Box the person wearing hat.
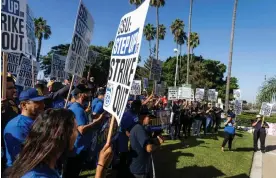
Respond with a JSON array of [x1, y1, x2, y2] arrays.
[[129, 107, 164, 178], [92, 89, 105, 117], [64, 84, 103, 177], [252, 115, 269, 153], [221, 114, 236, 152], [4, 88, 45, 167]]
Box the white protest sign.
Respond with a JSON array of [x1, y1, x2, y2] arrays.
[[234, 100, 242, 115], [233, 89, 241, 100], [50, 53, 67, 82], [16, 56, 39, 87], [195, 88, 204, 101], [267, 122, 276, 136], [65, 0, 94, 77], [208, 89, 216, 101], [25, 4, 36, 57], [1, 53, 21, 75], [259, 102, 274, 117], [103, 0, 150, 124], [178, 87, 192, 99], [168, 87, 178, 100], [130, 80, 141, 95], [143, 78, 148, 89], [1, 0, 27, 53]]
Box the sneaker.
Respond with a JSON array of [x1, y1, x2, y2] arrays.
[[221, 147, 224, 152], [261, 150, 265, 154]]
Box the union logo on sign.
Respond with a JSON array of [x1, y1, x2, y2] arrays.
[[104, 86, 112, 107]]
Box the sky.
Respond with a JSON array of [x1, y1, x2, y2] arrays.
[[28, 0, 276, 102]]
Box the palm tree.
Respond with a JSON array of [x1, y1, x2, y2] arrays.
[[225, 0, 238, 112], [143, 23, 156, 78], [130, 0, 144, 8], [170, 19, 185, 50], [177, 30, 187, 70], [157, 24, 166, 40], [257, 76, 276, 104], [186, 32, 200, 66], [186, 0, 193, 84], [108, 41, 114, 49], [34, 17, 51, 62], [151, 0, 165, 62]]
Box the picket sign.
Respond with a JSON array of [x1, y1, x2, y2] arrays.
[[64, 0, 94, 108], [168, 87, 178, 100], [103, 0, 150, 127], [31, 56, 34, 87], [259, 102, 274, 117], [233, 89, 241, 100], [1, 0, 27, 53], [130, 80, 141, 95], [234, 100, 242, 115], [2, 53, 8, 99], [195, 88, 204, 101], [50, 53, 67, 82], [64, 0, 94, 77]]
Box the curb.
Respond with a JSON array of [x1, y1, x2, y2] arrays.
[[250, 151, 263, 178]]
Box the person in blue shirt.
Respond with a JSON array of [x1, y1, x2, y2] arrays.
[[92, 89, 105, 116], [221, 114, 236, 152], [4, 109, 114, 178], [129, 109, 164, 178], [117, 100, 141, 178], [64, 84, 105, 178], [4, 88, 45, 167]]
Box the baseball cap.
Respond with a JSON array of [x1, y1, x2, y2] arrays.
[[256, 114, 262, 118], [19, 88, 45, 102], [140, 110, 156, 118], [97, 89, 105, 96], [73, 84, 90, 95]]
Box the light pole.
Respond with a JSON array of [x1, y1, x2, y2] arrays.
[[174, 48, 179, 87]]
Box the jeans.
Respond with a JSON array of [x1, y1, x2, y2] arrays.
[[205, 117, 212, 134], [192, 120, 202, 136], [253, 129, 266, 151]]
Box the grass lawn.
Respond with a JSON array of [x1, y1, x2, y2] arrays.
[[153, 130, 254, 178], [80, 130, 253, 178]]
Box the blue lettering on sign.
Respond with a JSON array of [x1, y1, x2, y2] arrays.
[[112, 28, 139, 56], [2, 0, 20, 16]]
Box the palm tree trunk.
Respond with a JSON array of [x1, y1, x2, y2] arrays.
[[156, 7, 159, 62], [186, 0, 193, 84], [225, 0, 238, 112], [179, 44, 182, 81], [36, 36, 42, 62], [149, 40, 153, 78]]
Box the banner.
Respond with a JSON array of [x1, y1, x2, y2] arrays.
[[15, 56, 39, 87], [65, 0, 94, 77], [208, 89, 216, 101], [267, 122, 276, 136], [195, 88, 204, 101], [234, 100, 242, 115], [1, 53, 21, 75], [1, 0, 27, 53], [103, 0, 150, 124], [233, 89, 241, 100], [178, 86, 192, 99], [168, 87, 178, 100], [130, 80, 141, 95], [25, 4, 36, 57], [50, 53, 67, 82], [259, 102, 274, 117], [143, 78, 148, 89]]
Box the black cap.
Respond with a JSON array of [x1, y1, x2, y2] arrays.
[[140, 110, 156, 118], [74, 84, 90, 95], [97, 88, 105, 96]]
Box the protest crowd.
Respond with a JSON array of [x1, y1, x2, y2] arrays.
[[1, 0, 274, 178]]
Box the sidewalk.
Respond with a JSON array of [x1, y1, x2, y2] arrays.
[[250, 135, 276, 178]]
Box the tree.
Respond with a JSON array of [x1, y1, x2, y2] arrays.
[[157, 24, 166, 40], [188, 32, 200, 56], [108, 41, 114, 49], [176, 30, 187, 70], [151, 0, 165, 63], [170, 19, 185, 49], [34, 17, 52, 62], [225, 0, 238, 111], [257, 76, 276, 104], [143, 23, 156, 57], [130, 0, 144, 8], [186, 0, 193, 84]]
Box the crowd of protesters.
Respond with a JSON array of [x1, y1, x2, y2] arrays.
[[1, 74, 270, 178]]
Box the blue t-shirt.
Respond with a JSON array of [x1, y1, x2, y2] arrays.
[[224, 120, 235, 134], [129, 124, 151, 174], [69, 102, 91, 155], [118, 111, 139, 153], [92, 98, 104, 114], [22, 164, 60, 178], [4, 114, 34, 167]]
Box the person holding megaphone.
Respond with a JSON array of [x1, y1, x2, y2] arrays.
[[252, 115, 269, 153]]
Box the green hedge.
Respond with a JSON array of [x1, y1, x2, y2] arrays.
[[235, 112, 276, 127]]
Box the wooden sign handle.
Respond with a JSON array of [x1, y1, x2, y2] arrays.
[[106, 115, 115, 144], [64, 75, 75, 108], [2, 52, 8, 100]]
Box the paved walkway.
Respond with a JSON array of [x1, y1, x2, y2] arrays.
[[250, 135, 276, 178]]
